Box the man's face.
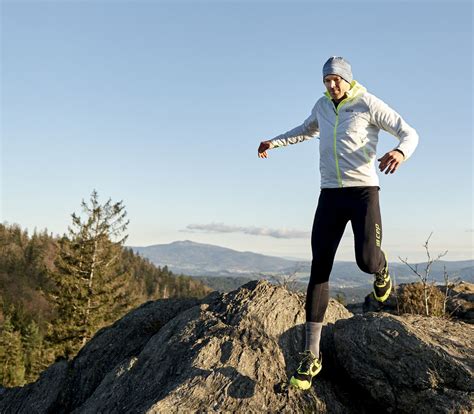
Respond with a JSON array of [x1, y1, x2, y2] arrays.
[[323, 75, 351, 101]]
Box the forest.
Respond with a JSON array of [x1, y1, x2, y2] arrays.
[[0, 192, 211, 387]]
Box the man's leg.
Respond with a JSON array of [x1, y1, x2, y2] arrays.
[[290, 190, 348, 390], [305, 190, 348, 332], [350, 187, 391, 302]]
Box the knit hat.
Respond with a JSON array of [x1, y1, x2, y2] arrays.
[[322, 56, 353, 84]]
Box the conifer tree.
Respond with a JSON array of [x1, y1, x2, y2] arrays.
[[47, 190, 131, 358], [0, 315, 25, 387], [22, 320, 44, 383]]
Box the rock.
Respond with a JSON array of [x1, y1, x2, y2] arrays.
[[0, 297, 201, 414], [333, 313, 474, 413], [362, 281, 474, 324], [445, 282, 474, 323], [1, 280, 472, 414], [73, 281, 352, 413], [362, 289, 398, 313], [0, 281, 353, 414], [0, 360, 68, 414]]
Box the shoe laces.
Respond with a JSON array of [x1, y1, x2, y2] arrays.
[[375, 271, 386, 284], [375, 262, 389, 283], [298, 351, 316, 372]]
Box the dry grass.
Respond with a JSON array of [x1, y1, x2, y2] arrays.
[[398, 283, 445, 317]]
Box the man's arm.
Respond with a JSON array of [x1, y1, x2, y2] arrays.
[[369, 95, 419, 174], [258, 105, 319, 158]]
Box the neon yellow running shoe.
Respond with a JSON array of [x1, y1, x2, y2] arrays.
[[289, 351, 322, 390], [373, 251, 392, 303]]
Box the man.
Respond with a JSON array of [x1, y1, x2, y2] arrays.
[[258, 56, 418, 390]]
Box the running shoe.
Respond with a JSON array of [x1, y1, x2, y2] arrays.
[[373, 251, 392, 302], [289, 350, 322, 390]]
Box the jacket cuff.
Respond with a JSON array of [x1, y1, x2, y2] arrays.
[[394, 148, 405, 158]]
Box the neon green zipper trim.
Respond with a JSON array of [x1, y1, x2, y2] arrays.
[[333, 111, 343, 187], [325, 81, 366, 188], [332, 97, 352, 188]]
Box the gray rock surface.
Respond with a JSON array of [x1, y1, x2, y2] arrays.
[[445, 282, 474, 323], [0, 360, 68, 414], [0, 297, 201, 414], [334, 313, 474, 413], [70, 280, 353, 414], [1, 280, 473, 413]]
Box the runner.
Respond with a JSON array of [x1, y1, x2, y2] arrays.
[[258, 56, 419, 390]]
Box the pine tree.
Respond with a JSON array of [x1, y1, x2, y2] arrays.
[[0, 315, 25, 387], [47, 190, 131, 358], [22, 320, 45, 383]]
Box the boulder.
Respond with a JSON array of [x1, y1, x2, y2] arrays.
[[0, 297, 202, 414], [71, 281, 353, 413], [0, 360, 68, 414], [334, 313, 474, 413], [445, 282, 474, 323]]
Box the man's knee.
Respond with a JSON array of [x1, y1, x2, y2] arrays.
[[309, 259, 332, 284]]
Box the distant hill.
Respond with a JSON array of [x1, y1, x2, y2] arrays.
[[130, 240, 473, 288], [130, 240, 306, 277], [295, 260, 474, 286]]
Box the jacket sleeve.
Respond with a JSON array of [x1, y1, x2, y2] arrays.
[[269, 104, 319, 148], [369, 96, 419, 160]]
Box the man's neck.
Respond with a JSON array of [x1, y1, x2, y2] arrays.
[[334, 93, 348, 104], [332, 92, 349, 107]]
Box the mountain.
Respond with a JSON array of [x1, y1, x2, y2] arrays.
[[297, 260, 474, 286], [2, 281, 472, 413], [130, 241, 473, 287], [130, 240, 306, 277]]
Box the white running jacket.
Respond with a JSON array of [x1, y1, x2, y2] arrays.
[[269, 81, 419, 188]]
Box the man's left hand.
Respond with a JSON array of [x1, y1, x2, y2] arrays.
[[377, 150, 404, 174]]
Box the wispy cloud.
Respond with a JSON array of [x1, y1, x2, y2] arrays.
[[183, 223, 310, 239]]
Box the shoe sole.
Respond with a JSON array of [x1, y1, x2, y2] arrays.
[[289, 364, 322, 390]]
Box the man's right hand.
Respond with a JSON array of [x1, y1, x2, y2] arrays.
[[258, 141, 272, 158]]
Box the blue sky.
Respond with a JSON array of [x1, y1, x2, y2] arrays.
[[1, 0, 473, 262]]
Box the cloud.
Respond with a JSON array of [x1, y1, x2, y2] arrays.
[[183, 223, 310, 239]]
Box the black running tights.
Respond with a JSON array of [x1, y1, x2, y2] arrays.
[[305, 187, 385, 322]]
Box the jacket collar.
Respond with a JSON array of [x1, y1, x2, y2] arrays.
[[324, 80, 366, 101]]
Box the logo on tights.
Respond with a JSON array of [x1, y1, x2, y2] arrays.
[[375, 223, 381, 247]]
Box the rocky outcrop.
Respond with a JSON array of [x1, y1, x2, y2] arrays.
[[363, 281, 474, 324], [0, 297, 202, 414], [444, 282, 474, 323], [334, 313, 474, 413], [1, 280, 473, 413]]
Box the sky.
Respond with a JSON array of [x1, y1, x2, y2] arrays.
[[1, 0, 473, 263]]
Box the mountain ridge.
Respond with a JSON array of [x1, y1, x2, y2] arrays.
[[130, 240, 474, 287]]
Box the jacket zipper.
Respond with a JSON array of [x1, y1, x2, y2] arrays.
[[333, 98, 350, 188]]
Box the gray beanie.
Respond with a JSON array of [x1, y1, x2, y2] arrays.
[[322, 56, 353, 84]]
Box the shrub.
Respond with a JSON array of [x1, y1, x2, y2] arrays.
[[398, 283, 445, 317]]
